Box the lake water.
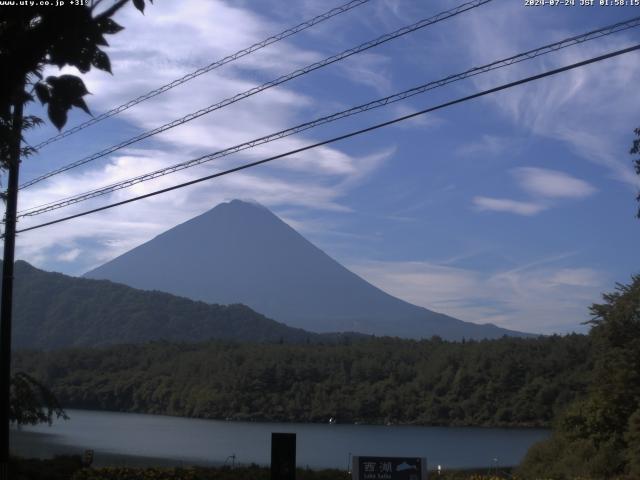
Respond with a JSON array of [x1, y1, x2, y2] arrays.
[[11, 409, 549, 470]]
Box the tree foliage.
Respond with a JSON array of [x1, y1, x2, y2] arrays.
[[0, 0, 151, 169], [9, 372, 67, 426], [632, 127, 640, 217], [519, 275, 640, 479], [14, 334, 592, 428]]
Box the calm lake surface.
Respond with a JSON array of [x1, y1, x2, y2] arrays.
[[11, 409, 549, 470]]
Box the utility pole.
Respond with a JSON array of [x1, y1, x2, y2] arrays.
[[0, 89, 23, 480]]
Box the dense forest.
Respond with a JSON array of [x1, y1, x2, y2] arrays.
[[14, 334, 591, 428], [2, 260, 362, 349]]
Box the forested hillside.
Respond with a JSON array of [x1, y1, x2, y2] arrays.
[[3, 260, 360, 349], [14, 334, 591, 427]]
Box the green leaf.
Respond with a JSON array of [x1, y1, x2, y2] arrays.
[[95, 34, 110, 47], [76, 52, 93, 74], [71, 97, 92, 116], [44, 75, 92, 128], [22, 115, 44, 130], [34, 82, 51, 105], [91, 49, 112, 73], [47, 102, 68, 131], [53, 75, 90, 98], [133, 0, 145, 13], [100, 18, 124, 35]]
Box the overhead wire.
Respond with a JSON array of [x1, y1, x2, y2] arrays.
[[13, 43, 640, 236], [32, 0, 372, 150], [17, 15, 640, 218], [20, 0, 493, 189]]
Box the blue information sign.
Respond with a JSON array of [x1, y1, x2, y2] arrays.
[[352, 456, 427, 480]]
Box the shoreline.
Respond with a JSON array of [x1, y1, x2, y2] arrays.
[[41, 406, 553, 430]]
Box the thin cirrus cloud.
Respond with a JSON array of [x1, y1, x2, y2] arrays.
[[455, 134, 515, 157], [513, 167, 597, 199], [473, 168, 596, 216], [472, 196, 546, 216], [56, 248, 82, 263], [453, 2, 640, 188], [349, 259, 604, 333]]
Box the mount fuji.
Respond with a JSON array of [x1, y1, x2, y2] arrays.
[[85, 200, 530, 340]]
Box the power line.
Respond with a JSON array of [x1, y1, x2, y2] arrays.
[[13, 43, 640, 236], [20, 0, 492, 190], [20, 16, 637, 216], [32, 0, 371, 150], [17, 16, 640, 218]]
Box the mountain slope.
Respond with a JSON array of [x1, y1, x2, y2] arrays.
[[85, 200, 530, 340], [4, 260, 347, 350]]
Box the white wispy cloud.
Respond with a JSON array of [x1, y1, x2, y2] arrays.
[[472, 196, 546, 216], [335, 52, 393, 95], [471, 168, 596, 216], [56, 249, 82, 263], [550, 268, 601, 288], [349, 259, 606, 333], [456, 134, 515, 157], [453, 3, 640, 188], [513, 167, 596, 199]]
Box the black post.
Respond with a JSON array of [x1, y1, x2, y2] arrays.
[[271, 432, 296, 480], [0, 96, 23, 480]]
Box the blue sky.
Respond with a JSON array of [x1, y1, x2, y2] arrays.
[[5, 0, 640, 334]]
